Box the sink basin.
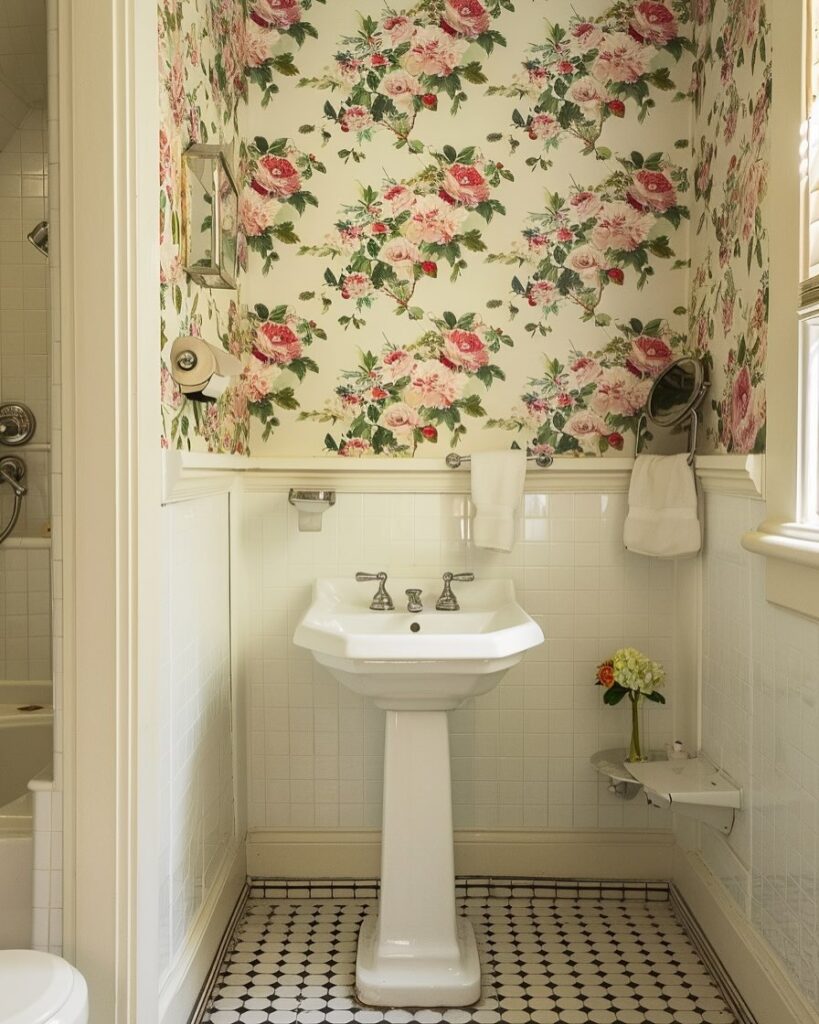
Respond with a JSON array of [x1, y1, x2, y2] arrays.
[[294, 577, 544, 709], [295, 576, 544, 1008]]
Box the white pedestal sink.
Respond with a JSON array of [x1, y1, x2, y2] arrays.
[[294, 577, 544, 1007]]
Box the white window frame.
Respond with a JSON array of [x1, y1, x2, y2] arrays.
[[741, 1, 819, 620]]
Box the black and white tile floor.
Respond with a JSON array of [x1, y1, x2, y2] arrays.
[[202, 883, 738, 1024]]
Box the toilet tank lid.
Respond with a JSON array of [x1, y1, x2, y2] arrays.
[[0, 950, 82, 1024]]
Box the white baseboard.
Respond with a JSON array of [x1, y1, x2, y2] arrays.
[[673, 846, 818, 1024], [247, 827, 673, 880], [159, 839, 247, 1024]]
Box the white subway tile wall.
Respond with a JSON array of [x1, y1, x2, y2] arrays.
[[30, 782, 61, 955], [242, 491, 679, 832], [158, 494, 237, 984], [0, 544, 50, 679], [701, 493, 819, 1012]]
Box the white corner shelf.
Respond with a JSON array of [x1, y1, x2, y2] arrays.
[[590, 748, 665, 801], [625, 757, 742, 834]]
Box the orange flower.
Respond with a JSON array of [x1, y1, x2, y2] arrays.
[[596, 661, 615, 688]]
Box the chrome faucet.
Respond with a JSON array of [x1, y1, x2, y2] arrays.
[[405, 588, 423, 613], [356, 571, 394, 611], [435, 571, 475, 611]]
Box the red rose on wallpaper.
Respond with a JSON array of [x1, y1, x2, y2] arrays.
[[441, 163, 490, 207], [441, 0, 490, 38], [442, 329, 489, 371], [253, 322, 303, 365], [627, 170, 678, 213], [251, 0, 301, 30], [629, 336, 673, 376], [629, 3, 679, 46], [252, 155, 301, 198]]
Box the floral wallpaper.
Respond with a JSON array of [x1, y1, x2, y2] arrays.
[[689, 0, 770, 453], [159, 0, 738, 458]]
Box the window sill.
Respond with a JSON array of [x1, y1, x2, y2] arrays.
[[741, 521, 819, 619]]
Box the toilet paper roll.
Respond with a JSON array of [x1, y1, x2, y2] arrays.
[[170, 335, 243, 401]]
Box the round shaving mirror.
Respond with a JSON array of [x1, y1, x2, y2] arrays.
[[646, 357, 708, 427]]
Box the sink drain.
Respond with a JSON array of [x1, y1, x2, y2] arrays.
[[409, 622, 421, 633]]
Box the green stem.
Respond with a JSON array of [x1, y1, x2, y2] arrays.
[[628, 692, 643, 763]]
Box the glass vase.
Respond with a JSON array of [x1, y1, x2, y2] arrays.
[[627, 693, 645, 763]]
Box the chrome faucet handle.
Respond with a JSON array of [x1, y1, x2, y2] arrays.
[[436, 571, 475, 611], [405, 588, 423, 613], [355, 571, 394, 611]]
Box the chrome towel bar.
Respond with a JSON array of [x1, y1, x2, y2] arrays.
[[445, 452, 554, 469]]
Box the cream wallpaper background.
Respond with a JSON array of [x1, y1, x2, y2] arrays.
[[158, 0, 769, 457]]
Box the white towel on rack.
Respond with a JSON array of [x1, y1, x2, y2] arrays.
[[470, 450, 527, 552], [623, 454, 701, 558]]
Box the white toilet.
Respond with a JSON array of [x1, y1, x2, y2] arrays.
[[0, 950, 88, 1024]]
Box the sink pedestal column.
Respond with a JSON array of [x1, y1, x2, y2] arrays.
[[355, 710, 480, 1007]]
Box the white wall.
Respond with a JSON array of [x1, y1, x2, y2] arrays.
[[240, 488, 690, 833], [697, 492, 819, 1013], [158, 493, 236, 988]]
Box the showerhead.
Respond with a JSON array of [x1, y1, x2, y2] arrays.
[[27, 221, 48, 256]]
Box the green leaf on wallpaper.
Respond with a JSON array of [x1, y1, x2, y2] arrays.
[[442, 145, 457, 164], [408, 140, 425, 154], [272, 222, 300, 245], [324, 434, 338, 452], [323, 100, 337, 121], [511, 276, 526, 296], [253, 136, 269, 154], [461, 394, 486, 417], [630, 150, 644, 168], [324, 268, 338, 287], [486, 299, 502, 309], [648, 237, 673, 259], [407, 307, 424, 320], [629, 319, 644, 333], [461, 62, 487, 85], [254, 303, 270, 320], [460, 230, 486, 253], [269, 305, 289, 323], [673, 306, 687, 316], [272, 388, 298, 410], [442, 311, 457, 328], [299, 291, 316, 301], [272, 53, 298, 77], [288, 21, 318, 46], [593, 314, 611, 327]]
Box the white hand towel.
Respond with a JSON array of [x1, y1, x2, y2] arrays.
[[623, 454, 701, 558], [470, 450, 527, 552]]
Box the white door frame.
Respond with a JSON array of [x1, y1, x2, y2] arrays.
[[59, 2, 161, 1021]]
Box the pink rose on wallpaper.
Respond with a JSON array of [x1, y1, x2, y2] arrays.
[[241, 358, 279, 403], [629, 336, 673, 376], [159, 126, 174, 195], [338, 224, 365, 252], [406, 360, 464, 408], [384, 184, 416, 215], [567, 76, 610, 111], [565, 244, 605, 283], [524, 397, 550, 423], [593, 33, 649, 84], [724, 104, 738, 143], [403, 194, 465, 244], [403, 27, 467, 77], [570, 356, 603, 386], [629, 3, 678, 46], [251, 0, 300, 30], [337, 57, 364, 85], [252, 155, 301, 198], [627, 170, 677, 213], [244, 20, 278, 67], [742, 161, 768, 241], [442, 329, 489, 371], [592, 368, 651, 417], [442, 0, 490, 38], [383, 15, 414, 45], [730, 366, 761, 452], [379, 69, 424, 111], [379, 237, 421, 276], [528, 280, 558, 307], [378, 402, 421, 437], [744, 0, 762, 45], [253, 322, 303, 365], [441, 164, 490, 207], [563, 410, 609, 448], [160, 365, 181, 407], [381, 349, 417, 382], [341, 272, 374, 299], [591, 203, 651, 252], [693, 0, 712, 26], [570, 22, 604, 51], [168, 51, 186, 128], [721, 294, 735, 334], [341, 106, 374, 134], [570, 191, 603, 220], [239, 189, 274, 237], [528, 113, 561, 141], [339, 438, 372, 457]]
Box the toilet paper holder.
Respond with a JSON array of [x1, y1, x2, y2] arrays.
[[289, 489, 336, 532], [170, 336, 243, 402]]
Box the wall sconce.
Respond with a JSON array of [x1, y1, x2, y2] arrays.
[[182, 144, 239, 289]]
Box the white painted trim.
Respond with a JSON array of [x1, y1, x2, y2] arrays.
[[673, 846, 818, 1024], [158, 840, 247, 1024], [162, 450, 764, 502], [247, 828, 674, 881]]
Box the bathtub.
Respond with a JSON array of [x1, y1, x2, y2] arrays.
[[0, 681, 52, 949]]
